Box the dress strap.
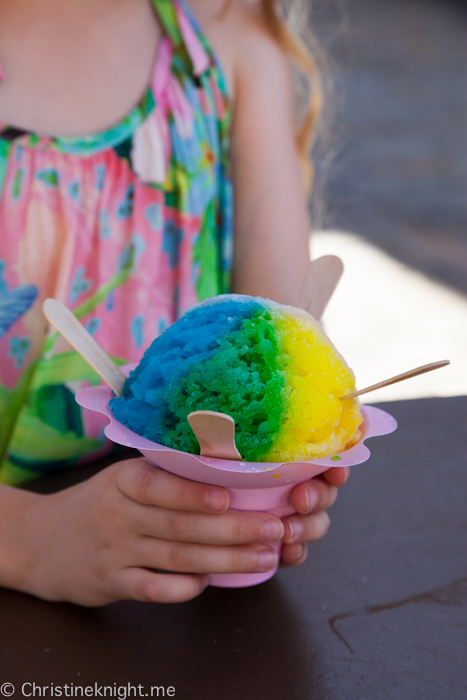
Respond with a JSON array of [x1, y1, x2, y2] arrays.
[[152, 0, 183, 48], [151, 0, 211, 76]]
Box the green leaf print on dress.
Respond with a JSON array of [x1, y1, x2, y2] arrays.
[[2, 254, 135, 483]]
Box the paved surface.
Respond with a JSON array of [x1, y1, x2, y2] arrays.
[[309, 0, 467, 402], [2, 396, 467, 699], [312, 0, 467, 294]]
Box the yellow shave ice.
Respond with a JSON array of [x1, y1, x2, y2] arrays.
[[110, 295, 364, 462]]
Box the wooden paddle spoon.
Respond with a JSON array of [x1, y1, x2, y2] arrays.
[[341, 360, 450, 401], [42, 298, 126, 396], [43, 298, 242, 459], [188, 411, 243, 460], [298, 255, 344, 320]]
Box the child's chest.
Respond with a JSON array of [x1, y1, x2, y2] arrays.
[[0, 0, 161, 136]]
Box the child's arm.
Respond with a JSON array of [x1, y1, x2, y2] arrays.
[[227, 2, 311, 305], [191, 0, 310, 305], [0, 458, 335, 604]]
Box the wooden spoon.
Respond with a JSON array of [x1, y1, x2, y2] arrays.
[[43, 298, 242, 459], [42, 298, 126, 396], [341, 360, 450, 401], [298, 255, 344, 320], [188, 410, 242, 460]]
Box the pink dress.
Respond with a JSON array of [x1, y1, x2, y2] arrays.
[[0, 0, 232, 485]]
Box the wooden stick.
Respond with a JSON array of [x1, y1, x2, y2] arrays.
[[341, 360, 451, 401], [297, 255, 344, 320], [188, 410, 242, 460], [42, 298, 127, 396]]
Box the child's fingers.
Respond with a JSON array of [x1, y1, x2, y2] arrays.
[[288, 476, 339, 516], [280, 543, 308, 568], [133, 504, 284, 545], [322, 466, 351, 488], [115, 458, 230, 513], [118, 568, 210, 603], [135, 539, 278, 575], [282, 510, 331, 545]]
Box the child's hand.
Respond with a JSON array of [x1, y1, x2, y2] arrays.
[[8, 458, 286, 606], [280, 468, 351, 567]]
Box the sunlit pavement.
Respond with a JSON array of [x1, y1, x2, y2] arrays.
[[311, 230, 467, 403]]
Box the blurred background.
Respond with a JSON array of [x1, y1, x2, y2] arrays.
[[308, 0, 467, 402]]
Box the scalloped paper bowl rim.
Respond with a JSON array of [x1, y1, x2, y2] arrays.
[[76, 364, 397, 486]]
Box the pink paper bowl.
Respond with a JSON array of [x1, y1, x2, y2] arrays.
[[76, 368, 397, 588]]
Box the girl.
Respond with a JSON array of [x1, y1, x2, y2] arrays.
[[0, 0, 349, 606]]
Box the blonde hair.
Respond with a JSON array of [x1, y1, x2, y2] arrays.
[[259, 0, 324, 192]]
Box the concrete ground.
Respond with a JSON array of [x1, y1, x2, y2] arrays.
[[309, 0, 467, 402]]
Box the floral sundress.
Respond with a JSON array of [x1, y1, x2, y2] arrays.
[[0, 0, 232, 485]]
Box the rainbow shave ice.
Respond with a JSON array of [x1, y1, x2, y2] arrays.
[[110, 295, 364, 462]]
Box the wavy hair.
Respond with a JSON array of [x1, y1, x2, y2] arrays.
[[259, 0, 324, 192]]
